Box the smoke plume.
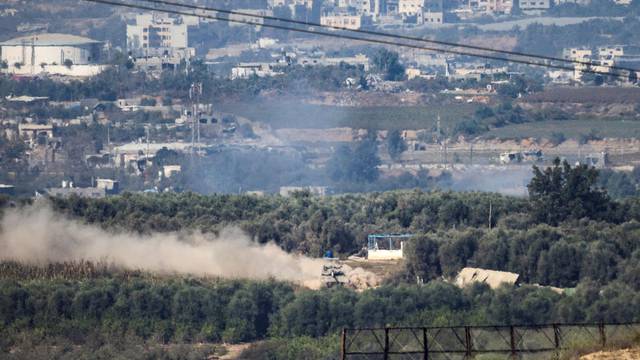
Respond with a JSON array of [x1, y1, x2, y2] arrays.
[[0, 204, 325, 285]]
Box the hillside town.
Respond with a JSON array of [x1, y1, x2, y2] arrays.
[[1, 0, 640, 198]]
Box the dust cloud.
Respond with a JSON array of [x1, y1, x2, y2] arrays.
[[0, 204, 326, 284]]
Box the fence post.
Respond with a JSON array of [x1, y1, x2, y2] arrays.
[[599, 323, 606, 348], [423, 327, 428, 360], [465, 326, 472, 358], [341, 328, 346, 360], [553, 323, 561, 359], [384, 327, 389, 360], [510, 325, 516, 359]]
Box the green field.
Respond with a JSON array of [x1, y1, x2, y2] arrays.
[[218, 101, 640, 140], [484, 118, 640, 139], [218, 101, 478, 130]]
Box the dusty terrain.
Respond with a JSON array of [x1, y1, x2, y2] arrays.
[[580, 348, 640, 359]]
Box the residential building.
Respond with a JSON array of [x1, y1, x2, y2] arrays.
[[297, 53, 370, 70], [385, 0, 400, 13], [96, 178, 120, 195], [163, 165, 182, 177], [469, 0, 513, 14], [0, 33, 107, 77], [420, 10, 443, 23], [47, 181, 106, 198], [18, 123, 54, 140], [398, 0, 423, 15], [231, 62, 284, 79], [518, 0, 550, 13], [563, 47, 592, 61], [126, 13, 193, 58], [320, 14, 371, 29], [598, 45, 624, 59]]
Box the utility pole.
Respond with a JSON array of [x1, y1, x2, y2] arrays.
[[489, 201, 493, 230], [189, 82, 203, 158]]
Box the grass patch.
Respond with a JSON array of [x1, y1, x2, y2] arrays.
[[218, 101, 478, 130], [484, 118, 640, 140]]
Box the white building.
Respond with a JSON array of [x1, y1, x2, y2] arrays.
[[18, 123, 54, 140], [598, 45, 624, 59], [420, 10, 444, 23], [563, 48, 592, 61], [127, 13, 192, 58], [297, 53, 370, 70], [351, 0, 377, 16], [0, 33, 108, 77], [469, 0, 513, 14], [518, 0, 550, 13], [231, 62, 283, 79], [320, 14, 370, 30], [398, 0, 423, 14]]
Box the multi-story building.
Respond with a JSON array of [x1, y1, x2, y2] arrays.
[[126, 13, 191, 58], [598, 46, 624, 59], [562, 47, 592, 61], [398, 0, 423, 15], [420, 10, 443, 23], [398, 0, 444, 21], [384, 0, 400, 14]]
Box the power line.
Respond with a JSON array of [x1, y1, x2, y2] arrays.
[[84, 0, 636, 79], [134, 0, 640, 75]]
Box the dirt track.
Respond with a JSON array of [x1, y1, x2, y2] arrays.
[[580, 348, 640, 359]]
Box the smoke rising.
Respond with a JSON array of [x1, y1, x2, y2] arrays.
[[0, 204, 325, 284], [449, 166, 533, 196]]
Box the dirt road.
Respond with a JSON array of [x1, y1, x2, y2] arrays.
[[581, 348, 640, 359]]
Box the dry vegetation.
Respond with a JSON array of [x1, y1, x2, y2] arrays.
[[523, 87, 640, 104], [581, 348, 640, 360]]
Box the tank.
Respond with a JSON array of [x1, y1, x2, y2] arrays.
[[321, 263, 347, 288]]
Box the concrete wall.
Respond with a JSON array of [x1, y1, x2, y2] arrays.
[[368, 241, 404, 260], [368, 248, 403, 260]]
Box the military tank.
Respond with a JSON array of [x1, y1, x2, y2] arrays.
[[321, 263, 348, 288]]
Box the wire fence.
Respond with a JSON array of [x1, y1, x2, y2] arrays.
[[341, 323, 640, 359]]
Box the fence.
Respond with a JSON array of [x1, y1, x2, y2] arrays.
[[341, 323, 640, 359]]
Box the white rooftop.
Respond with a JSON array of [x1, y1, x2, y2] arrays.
[[0, 33, 101, 47]]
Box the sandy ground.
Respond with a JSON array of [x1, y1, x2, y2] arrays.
[[218, 343, 254, 360], [581, 348, 640, 360]]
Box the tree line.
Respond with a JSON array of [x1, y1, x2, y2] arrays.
[[2, 269, 640, 357]]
